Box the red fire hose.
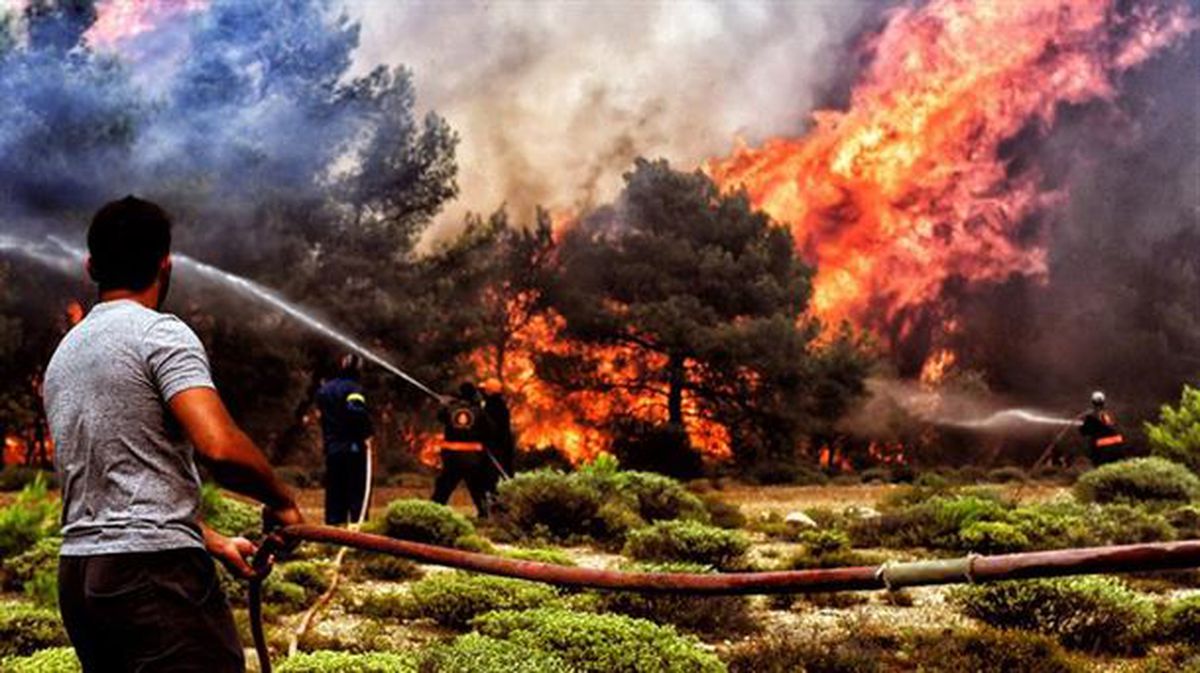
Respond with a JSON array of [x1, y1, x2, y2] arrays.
[[247, 527, 1200, 673]]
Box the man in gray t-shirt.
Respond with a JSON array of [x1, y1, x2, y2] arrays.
[[44, 196, 304, 672]]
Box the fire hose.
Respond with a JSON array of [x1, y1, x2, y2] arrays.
[[247, 529, 1200, 673]]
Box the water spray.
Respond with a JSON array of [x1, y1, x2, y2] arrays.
[[1, 233, 446, 403]]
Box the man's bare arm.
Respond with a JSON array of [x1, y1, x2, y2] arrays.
[[170, 387, 301, 523]]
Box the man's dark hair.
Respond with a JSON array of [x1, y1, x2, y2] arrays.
[[87, 196, 173, 292], [458, 381, 478, 400], [337, 353, 364, 380]]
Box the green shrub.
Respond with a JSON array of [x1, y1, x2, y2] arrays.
[[595, 562, 756, 637], [798, 529, 851, 556], [850, 493, 1010, 550], [0, 476, 60, 558], [473, 607, 725, 673], [418, 633, 570, 673], [1168, 504, 1200, 538], [699, 494, 746, 529], [1145, 384, 1200, 475], [725, 628, 897, 673], [2, 536, 61, 591], [278, 560, 333, 597], [407, 572, 559, 629], [295, 620, 390, 654], [624, 520, 749, 570], [1089, 503, 1176, 544], [607, 471, 708, 523], [903, 627, 1083, 673], [1163, 594, 1200, 646], [263, 576, 310, 612], [199, 484, 261, 538], [986, 466, 1029, 483], [1074, 458, 1200, 505], [353, 587, 414, 620], [24, 566, 58, 609], [499, 547, 577, 566], [347, 551, 423, 582], [959, 521, 1031, 554], [0, 601, 69, 657], [954, 577, 1155, 653], [0, 647, 81, 673], [489, 470, 609, 542], [379, 499, 477, 548], [275, 650, 417, 673]]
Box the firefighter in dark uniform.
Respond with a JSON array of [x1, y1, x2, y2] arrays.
[[317, 354, 374, 525], [481, 378, 515, 494], [1079, 391, 1126, 466], [432, 382, 495, 518]]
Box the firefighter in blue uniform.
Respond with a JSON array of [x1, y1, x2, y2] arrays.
[[317, 354, 374, 525], [432, 382, 495, 518]]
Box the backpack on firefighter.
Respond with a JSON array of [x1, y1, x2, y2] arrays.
[[1079, 391, 1126, 466]]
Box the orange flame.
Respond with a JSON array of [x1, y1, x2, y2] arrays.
[[85, 0, 208, 48], [707, 0, 1195, 353]]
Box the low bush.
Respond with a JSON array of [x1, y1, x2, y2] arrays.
[[278, 560, 333, 597], [1074, 457, 1200, 505], [353, 587, 414, 621], [595, 562, 756, 637], [0, 476, 60, 558], [798, 529, 851, 556], [1145, 384, 1200, 475], [1162, 594, 1200, 646], [1168, 504, 1200, 538], [492, 470, 618, 545], [473, 607, 725, 673], [986, 466, 1029, 483], [199, 484, 261, 538], [624, 520, 749, 570], [378, 499, 477, 548], [346, 551, 423, 582], [407, 572, 559, 629], [275, 650, 417, 673], [2, 536, 61, 591], [417, 633, 570, 673], [699, 494, 746, 529], [850, 493, 1010, 550], [24, 566, 58, 608], [902, 627, 1083, 673], [954, 576, 1155, 653], [0, 647, 81, 673], [263, 576, 311, 613], [725, 625, 898, 673], [959, 520, 1031, 554], [0, 601, 69, 657], [295, 620, 390, 654], [610, 471, 708, 524]]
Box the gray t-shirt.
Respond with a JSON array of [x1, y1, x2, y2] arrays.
[[44, 299, 215, 556]]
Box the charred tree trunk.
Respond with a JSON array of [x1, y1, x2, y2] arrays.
[[667, 352, 685, 428]]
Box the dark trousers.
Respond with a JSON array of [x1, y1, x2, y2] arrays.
[[432, 450, 492, 517], [58, 548, 243, 673], [325, 449, 368, 525]]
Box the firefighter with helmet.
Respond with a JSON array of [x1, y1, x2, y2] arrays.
[[1079, 390, 1126, 466], [317, 353, 374, 525], [432, 382, 495, 518]]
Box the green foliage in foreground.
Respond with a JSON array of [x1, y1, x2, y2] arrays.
[[407, 572, 560, 629], [473, 607, 726, 673], [1146, 384, 1200, 475], [418, 633, 572, 673], [1162, 594, 1200, 646], [0, 601, 68, 658], [0, 476, 60, 559], [276, 650, 417, 673], [1074, 458, 1200, 505], [954, 577, 1156, 654], [595, 562, 756, 637], [0, 647, 81, 673], [377, 499, 477, 548], [725, 626, 1082, 673], [2, 536, 60, 591], [623, 519, 750, 570], [199, 484, 261, 538]]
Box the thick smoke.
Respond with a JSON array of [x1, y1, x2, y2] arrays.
[[347, 0, 880, 240]]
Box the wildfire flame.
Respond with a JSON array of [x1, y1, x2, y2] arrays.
[[85, 0, 207, 48], [708, 0, 1194, 351]]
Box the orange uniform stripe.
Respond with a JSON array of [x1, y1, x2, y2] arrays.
[[441, 441, 484, 452], [1096, 435, 1124, 447]]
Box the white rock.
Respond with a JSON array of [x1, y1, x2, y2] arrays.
[[784, 511, 818, 528]]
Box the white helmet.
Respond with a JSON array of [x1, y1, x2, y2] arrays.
[[1091, 390, 1106, 407]]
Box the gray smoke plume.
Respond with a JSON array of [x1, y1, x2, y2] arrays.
[[347, 0, 880, 241]]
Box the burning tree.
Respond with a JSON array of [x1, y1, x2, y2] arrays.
[[542, 158, 871, 472]]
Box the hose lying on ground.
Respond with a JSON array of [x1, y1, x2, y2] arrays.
[[247, 529, 1200, 673]]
